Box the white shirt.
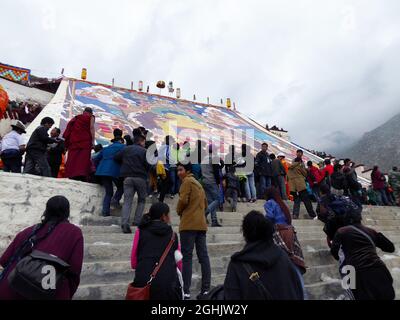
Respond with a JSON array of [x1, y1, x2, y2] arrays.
[[1, 130, 24, 152]]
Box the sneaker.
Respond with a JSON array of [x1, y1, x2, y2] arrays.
[[196, 292, 209, 300], [293, 215, 299, 220], [122, 225, 132, 234], [170, 194, 175, 199], [211, 222, 223, 227], [184, 294, 191, 300], [102, 213, 111, 217]]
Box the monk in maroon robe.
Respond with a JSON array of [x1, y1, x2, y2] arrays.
[[63, 107, 95, 181]]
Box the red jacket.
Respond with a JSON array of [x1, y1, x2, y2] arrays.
[[320, 164, 334, 178], [307, 166, 324, 187]]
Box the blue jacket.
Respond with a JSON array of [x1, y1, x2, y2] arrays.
[[95, 142, 125, 178], [264, 199, 289, 226]]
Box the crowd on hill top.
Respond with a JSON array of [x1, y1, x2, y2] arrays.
[[0, 99, 43, 124], [0, 108, 398, 301]]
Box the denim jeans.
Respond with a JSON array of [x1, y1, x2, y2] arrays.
[[169, 167, 180, 195], [312, 185, 320, 202], [101, 176, 124, 216], [376, 188, 389, 206], [225, 188, 238, 211], [203, 181, 220, 224], [121, 177, 147, 226], [294, 265, 307, 300], [278, 176, 288, 200], [180, 231, 211, 295], [1, 149, 22, 173], [259, 175, 272, 198], [244, 173, 257, 200]]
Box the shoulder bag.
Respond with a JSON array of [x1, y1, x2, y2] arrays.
[[126, 232, 176, 300]]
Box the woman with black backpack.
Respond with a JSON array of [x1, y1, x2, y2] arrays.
[[0, 196, 84, 300]]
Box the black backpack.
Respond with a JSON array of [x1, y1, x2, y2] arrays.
[[331, 171, 347, 190], [1, 223, 70, 300], [323, 195, 362, 240]]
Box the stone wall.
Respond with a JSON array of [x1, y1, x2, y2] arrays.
[[0, 172, 104, 247]]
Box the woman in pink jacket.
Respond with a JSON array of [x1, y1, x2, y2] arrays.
[[130, 203, 183, 300]]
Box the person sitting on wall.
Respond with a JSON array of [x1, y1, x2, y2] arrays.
[[0, 120, 26, 173]]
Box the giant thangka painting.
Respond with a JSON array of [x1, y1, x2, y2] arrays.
[[38, 78, 322, 163]]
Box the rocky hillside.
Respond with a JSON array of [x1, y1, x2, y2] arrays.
[[344, 112, 400, 172]]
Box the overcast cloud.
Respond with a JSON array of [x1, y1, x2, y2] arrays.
[[1, 0, 400, 152]]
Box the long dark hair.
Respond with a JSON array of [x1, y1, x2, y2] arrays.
[[265, 187, 292, 225], [41, 196, 70, 225], [140, 202, 170, 226], [242, 211, 274, 243]]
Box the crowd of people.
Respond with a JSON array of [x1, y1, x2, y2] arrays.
[[1, 100, 43, 125], [0, 108, 398, 301]]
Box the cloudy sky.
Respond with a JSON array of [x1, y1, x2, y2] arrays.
[[2, 0, 400, 152]]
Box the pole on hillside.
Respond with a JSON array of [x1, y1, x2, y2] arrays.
[[131, 81, 134, 90]]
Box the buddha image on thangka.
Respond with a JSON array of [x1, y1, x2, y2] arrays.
[[62, 80, 316, 161]]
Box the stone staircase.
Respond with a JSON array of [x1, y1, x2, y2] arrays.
[[74, 200, 400, 300]]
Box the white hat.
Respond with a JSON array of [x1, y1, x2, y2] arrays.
[[277, 153, 285, 158], [11, 120, 27, 133]]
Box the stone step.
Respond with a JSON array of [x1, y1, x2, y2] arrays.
[[83, 243, 373, 269], [82, 229, 400, 250], [81, 215, 400, 229], [83, 242, 244, 262], [80, 257, 341, 287], [74, 276, 349, 300], [80, 224, 400, 235], [75, 274, 227, 300], [305, 280, 346, 300], [108, 204, 400, 219]]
